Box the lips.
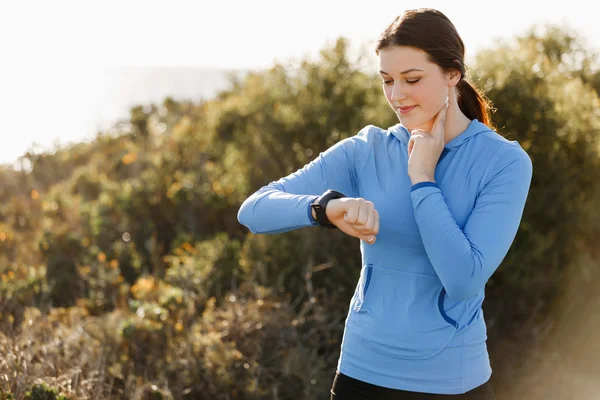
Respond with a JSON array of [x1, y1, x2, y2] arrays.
[[397, 105, 417, 115]]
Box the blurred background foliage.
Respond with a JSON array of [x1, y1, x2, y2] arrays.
[[1, 24, 599, 399]]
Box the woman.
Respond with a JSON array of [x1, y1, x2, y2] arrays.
[[237, 8, 532, 399]]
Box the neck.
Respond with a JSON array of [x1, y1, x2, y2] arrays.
[[418, 101, 472, 146]]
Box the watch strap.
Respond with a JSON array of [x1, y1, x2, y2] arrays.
[[310, 190, 346, 228]]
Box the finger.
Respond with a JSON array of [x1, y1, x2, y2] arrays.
[[372, 209, 380, 235], [344, 201, 358, 224], [358, 234, 376, 244], [410, 131, 428, 139], [352, 221, 368, 234], [433, 101, 447, 128], [448, 87, 457, 105], [355, 202, 369, 226], [408, 131, 422, 153], [432, 104, 447, 141], [408, 133, 429, 157], [362, 207, 376, 233]]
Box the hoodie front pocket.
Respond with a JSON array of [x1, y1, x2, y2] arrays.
[[353, 264, 373, 312], [349, 265, 458, 360]]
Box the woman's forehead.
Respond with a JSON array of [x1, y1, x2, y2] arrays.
[[378, 46, 432, 73]]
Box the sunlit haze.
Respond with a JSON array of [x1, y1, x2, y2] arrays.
[[1, 0, 597, 166]]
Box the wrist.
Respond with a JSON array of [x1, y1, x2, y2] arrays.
[[311, 197, 339, 220], [410, 174, 436, 185], [324, 198, 341, 220], [311, 190, 346, 228]]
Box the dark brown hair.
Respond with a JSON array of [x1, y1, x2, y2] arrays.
[[375, 8, 492, 127]]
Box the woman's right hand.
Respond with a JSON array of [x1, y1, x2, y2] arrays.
[[326, 198, 380, 244]]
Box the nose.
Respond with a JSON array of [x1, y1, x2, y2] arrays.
[[390, 81, 406, 103]]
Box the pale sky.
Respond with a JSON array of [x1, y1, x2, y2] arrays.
[[0, 0, 597, 166]]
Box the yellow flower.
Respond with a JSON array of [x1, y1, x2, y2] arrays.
[[122, 152, 138, 165]]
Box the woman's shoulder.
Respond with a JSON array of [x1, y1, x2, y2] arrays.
[[353, 124, 389, 140], [469, 121, 531, 162], [349, 123, 408, 146], [475, 125, 533, 179]]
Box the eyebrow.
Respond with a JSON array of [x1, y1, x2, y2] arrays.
[[379, 68, 424, 75]]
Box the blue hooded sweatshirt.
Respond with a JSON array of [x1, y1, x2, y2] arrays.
[[237, 119, 533, 394]]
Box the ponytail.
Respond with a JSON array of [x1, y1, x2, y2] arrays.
[[456, 79, 493, 128]]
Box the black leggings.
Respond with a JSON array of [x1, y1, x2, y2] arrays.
[[330, 372, 496, 400]]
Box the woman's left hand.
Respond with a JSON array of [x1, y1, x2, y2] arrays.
[[407, 99, 448, 183]]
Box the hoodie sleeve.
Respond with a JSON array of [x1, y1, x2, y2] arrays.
[[237, 126, 374, 234], [410, 143, 533, 300]]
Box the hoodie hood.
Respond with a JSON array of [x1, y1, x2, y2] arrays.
[[388, 119, 492, 150]]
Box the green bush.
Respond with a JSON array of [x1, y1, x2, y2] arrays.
[[0, 24, 598, 400], [0, 388, 15, 400], [471, 24, 600, 333], [25, 383, 68, 400]]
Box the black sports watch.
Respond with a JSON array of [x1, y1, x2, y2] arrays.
[[310, 190, 346, 229]]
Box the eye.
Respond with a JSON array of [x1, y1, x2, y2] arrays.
[[381, 78, 420, 86]]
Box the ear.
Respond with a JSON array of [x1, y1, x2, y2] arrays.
[[446, 69, 461, 87]]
